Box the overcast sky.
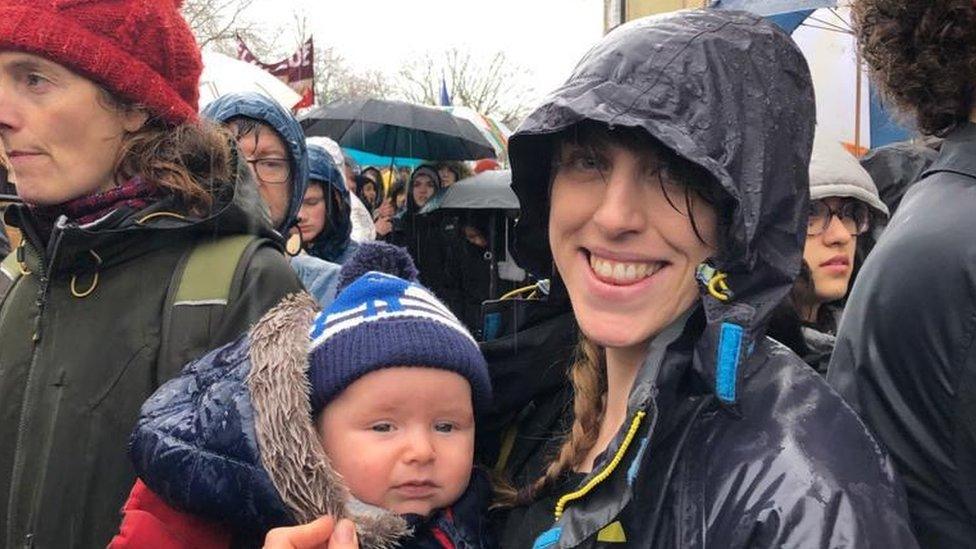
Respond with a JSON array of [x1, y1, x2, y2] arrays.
[[242, 0, 605, 106]]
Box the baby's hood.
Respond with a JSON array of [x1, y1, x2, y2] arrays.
[[128, 292, 408, 547]]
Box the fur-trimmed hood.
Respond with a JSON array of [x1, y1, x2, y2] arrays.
[[128, 293, 407, 547]]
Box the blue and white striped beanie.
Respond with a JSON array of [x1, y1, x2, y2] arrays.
[[307, 251, 491, 415]]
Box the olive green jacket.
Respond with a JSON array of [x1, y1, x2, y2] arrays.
[[0, 170, 302, 548]]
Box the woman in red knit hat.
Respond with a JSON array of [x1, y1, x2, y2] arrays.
[[0, 0, 303, 546]]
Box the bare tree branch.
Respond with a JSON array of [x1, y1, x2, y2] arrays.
[[181, 0, 259, 54], [394, 48, 533, 128]]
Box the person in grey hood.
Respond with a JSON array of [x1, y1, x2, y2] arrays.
[[766, 134, 888, 374], [828, 1, 976, 546], [494, 10, 915, 548], [202, 92, 341, 305]]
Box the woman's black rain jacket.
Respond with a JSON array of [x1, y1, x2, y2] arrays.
[[497, 10, 916, 548]]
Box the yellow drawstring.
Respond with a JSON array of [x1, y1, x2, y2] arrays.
[[136, 211, 187, 224], [707, 271, 731, 302], [553, 410, 646, 520], [500, 283, 539, 301], [70, 250, 102, 298]]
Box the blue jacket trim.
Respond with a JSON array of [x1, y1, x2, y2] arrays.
[[716, 322, 743, 403], [627, 434, 651, 485], [532, 526, 562, 549]]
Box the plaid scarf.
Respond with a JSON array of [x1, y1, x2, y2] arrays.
[[33, 177, 160, 226]]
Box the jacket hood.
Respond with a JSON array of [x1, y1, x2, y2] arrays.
[[202, 92, 309, 233], [407, 164, 442, 215], [306, 144, 354, 262], [129, 293, 407, 547], [809, 133, 889, 218], [353, 175, 382, 212], [509, 9, 815, 403]]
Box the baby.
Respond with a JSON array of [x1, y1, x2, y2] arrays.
[[111, 242, 493, 548]]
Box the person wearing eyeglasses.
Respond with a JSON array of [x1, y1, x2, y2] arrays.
[[202, 92, 343, 307], [768, 136, 888, 374]]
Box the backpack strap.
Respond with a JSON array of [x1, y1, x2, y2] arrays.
[[157, 234, 260, 383]]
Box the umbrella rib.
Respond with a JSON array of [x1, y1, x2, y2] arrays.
[[801, 21, 852, 35], [826, 7, 851, 31], [804, 15, 850, 34]]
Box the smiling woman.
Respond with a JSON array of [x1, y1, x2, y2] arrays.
[[495, 9, 917, 548], [0, 0, 303, 546]]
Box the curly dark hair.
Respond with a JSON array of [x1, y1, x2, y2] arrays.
[[852, 0, 976, 136]]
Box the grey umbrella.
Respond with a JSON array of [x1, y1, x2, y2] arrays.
[[299, 97, 496, 161], [437, 170, 519, 210]]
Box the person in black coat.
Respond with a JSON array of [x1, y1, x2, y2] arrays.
[[493, 10, 916, 547], [828, 1, 976, 546]]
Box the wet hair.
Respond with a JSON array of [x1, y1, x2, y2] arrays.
[[224, 115, 293, 163], [100, 89, 234, 217], [852, 0, 976, 136], [549, 120, 729, 247]]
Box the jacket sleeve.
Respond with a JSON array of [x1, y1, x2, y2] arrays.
[[213, 243, 304, 346], [109, 480, 232, 549]]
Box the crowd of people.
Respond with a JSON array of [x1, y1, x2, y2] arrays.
[[0, 0, 974, 547]]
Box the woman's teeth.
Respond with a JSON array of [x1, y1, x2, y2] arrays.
[[589, 255, 663, 283]]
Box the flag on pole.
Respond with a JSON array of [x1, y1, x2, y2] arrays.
[[237, 36, 316, 109], [439, 74, 452, 107]]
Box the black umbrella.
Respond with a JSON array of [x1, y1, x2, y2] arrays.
[[433, 169, 524, 299], [299, 98, 496, 161]]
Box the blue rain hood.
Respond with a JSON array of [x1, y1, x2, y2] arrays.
[[202, 92, 309, 233], [306, 143, 355, 263]]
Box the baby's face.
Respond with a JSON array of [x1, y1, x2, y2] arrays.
[[318, 367, 475, 517]]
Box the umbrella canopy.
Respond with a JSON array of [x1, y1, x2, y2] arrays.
[[198, 51, 302, 112], [299, 98, 496, 161], [436, 170, 519, 211], [711, 0, 835, 17], [342, 148, 425, 170], [440, 106, 512, 161], [713, 0, 911, 150]]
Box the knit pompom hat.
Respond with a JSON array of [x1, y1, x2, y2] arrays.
[[307, 242, 491, 415], [0, 0, 202, 125]]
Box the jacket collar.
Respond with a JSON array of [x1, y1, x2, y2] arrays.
[[922, 122, 976, 181]]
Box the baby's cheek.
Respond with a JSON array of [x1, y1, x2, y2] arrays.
[[341, 461, 392, 506]]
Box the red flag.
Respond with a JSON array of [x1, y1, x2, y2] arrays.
[[236, 36, 315, 110]]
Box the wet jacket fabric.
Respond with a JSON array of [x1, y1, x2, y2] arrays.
[[859, 139, 939, 215], [115, 293, 493, 548], [827, 123, 976, 548], [0, 158, 302, 548], [202, 92, 341, 306], [499, 10, 915, 548], [305, 144, 359, 265]]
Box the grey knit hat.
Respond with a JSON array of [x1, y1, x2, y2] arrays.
[[809, 134, 889, 219]]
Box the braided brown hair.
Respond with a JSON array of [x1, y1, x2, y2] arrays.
[[494, 337, 606, 506]]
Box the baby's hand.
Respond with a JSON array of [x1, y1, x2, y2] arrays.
[[263, 516, 359, 549]]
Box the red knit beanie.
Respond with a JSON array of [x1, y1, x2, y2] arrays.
[[0, 0, 202, 125]]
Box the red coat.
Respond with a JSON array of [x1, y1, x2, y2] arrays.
[[109, 480, 232, 549]]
